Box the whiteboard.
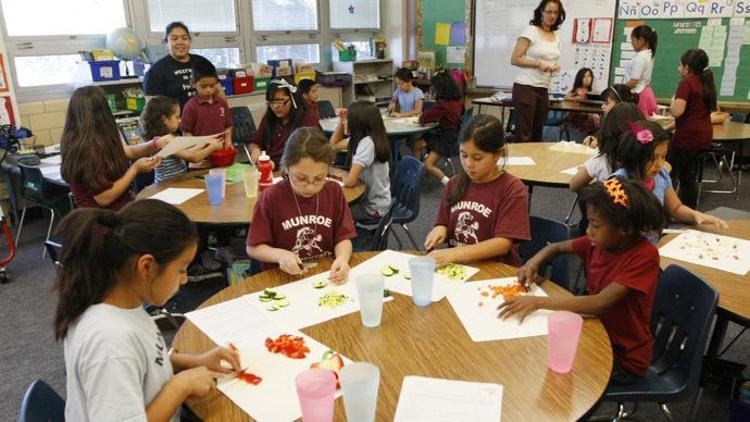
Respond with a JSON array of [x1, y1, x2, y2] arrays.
[[473, 0, 617, 94]]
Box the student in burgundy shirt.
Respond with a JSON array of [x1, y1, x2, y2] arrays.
[[180, 60, 233, 143], [298, 78, 321, 124], [417, 72, 465, 185], [424, 115, 530, 268], [246, 128, 356, 284], [500, 177, 665, 382], [667, 48, 716, 209], [249, 80, 321, 167]]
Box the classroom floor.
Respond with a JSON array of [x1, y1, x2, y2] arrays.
[[1, 163, 748, 421]]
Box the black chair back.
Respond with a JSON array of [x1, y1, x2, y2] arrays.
[[391, 156, 423, 225], [231, 106, 256, 145], [518, 216, 570, 291], [317, 100, 336, 119], [369, 202, 397, 251], [18, 164, 48, 204]]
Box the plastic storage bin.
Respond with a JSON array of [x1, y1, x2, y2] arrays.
[[254, 77, 271, 92], [233, 76, 254, 95], [89, 60, 121, 81], [220, 77, 234, 96], [125, 96, 145, 113], [338, 50, 357, 62]]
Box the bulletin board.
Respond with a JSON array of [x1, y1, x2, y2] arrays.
[[471, 0, 616, 93], [611, 1, 750, 102], [418, 0, 469, 69]]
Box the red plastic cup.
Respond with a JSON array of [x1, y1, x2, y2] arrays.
[[547, 311, 583, 374], [295, 369, 335, 422]]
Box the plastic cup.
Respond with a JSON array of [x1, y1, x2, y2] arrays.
[[356, 274, 385, 327], [205, 174, 223, 206], [295, 369, 335, 422], [409, 257, 435, 307], [243, 167, 258, 198], [340, 362, 380, 422], [547, 311, 584, 373], [208, 168, 226, 198]]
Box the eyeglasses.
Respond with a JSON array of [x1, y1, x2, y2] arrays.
[[542, 9, 559, 15], [267, 99, 290, 108], [289, 173, 328, 186]]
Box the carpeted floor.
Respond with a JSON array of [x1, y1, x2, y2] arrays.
[[2, 159, 748, 421]]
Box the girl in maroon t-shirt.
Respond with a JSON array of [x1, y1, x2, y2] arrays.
[[246, 127, 356, 284], [500, 177, 665, 382], [424, 114, 530, 267], [667, 48, 716, 209]]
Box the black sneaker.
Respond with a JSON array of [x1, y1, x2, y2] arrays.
[[187, 263, 224, 283]]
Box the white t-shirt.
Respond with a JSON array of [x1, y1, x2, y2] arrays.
[[64, 304, 177, 422], [623, 49, 653, 94], [584, 154, 612, 183], [514, 25, 561, 89], [352, 136, 391, 216]]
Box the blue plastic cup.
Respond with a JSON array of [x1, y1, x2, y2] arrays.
[[409, 257, 435, 307], [205, 174, 223, 205]]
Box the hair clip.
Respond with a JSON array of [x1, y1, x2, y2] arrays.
[[270, 79, 298, 109], [627, 121, 653, 145], [606, 86, 623, 102], [604, 178, 628, 208]]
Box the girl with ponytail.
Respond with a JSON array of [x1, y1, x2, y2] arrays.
[[624, 25, 658, 117], [668, 48, 717, 209], [55, 199, 240, 421]]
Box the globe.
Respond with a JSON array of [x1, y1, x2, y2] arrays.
[[106, 27, 143, 60]]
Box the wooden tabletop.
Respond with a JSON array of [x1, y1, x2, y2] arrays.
[[136, 170, 365, 225], [173, 252, 613, 422], [502, 142, 592, 188], [472, 98, 604, 115], [658, 220, 750, 321], [319, 117, 438, 137], [712, 121, 750, 143]]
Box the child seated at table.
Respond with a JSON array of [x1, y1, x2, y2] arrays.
[[499, 177, 663, 384], [583, 84, 635, 148], [298, 78, 321, 123], [61, 86, 166, 211], [141, 96, 224, 183], [246, 127, 356, 284], [387, 68, 424, 117], [562, 67, 600, 138], [611, 120, 728, 236], [329, 101, 391, 222], [415, 71, 464, 185], [55, 200, 239, 421], [424, 114, 530, 267]]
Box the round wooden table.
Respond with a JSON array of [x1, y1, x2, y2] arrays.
[[502, 142, 593, 188], [713, 121, 750, 143], [173, 252, 613, 422], [319, 117, 438, 137], [136, 171, 365, 225]]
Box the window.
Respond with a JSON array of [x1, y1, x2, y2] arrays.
[[147, 0, 237, 33], [14, 55, 82, 87], [193, 48, 241, 68], [251, 0, 318, 31], [330, 0, 379, 29], [257, 44, 320, 64], [0, 0, 126, 36]]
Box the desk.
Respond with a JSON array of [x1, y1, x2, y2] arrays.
[[319, 116, 438, 137], [136, 171, 365, 225], [1, 154, 67, 221], [472, 97, 604, 123], [173, 252, 613, 422], [710, 121, 750, 199], [503, 142, 592, 188]]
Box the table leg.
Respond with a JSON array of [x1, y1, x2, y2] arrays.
[[736, 143, 743, 200], [702, 313, 729, 386]]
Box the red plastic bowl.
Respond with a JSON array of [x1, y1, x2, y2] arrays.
[[210, 147, 236, 167]]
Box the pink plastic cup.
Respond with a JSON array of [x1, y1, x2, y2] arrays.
[[208, 168, 227, 198], [547, 311, 584, 374], [295, 369, 336, 422]]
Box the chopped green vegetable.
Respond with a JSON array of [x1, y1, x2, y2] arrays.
[[266, 303, 279, 311], [312, 280, 329, 289], [383, 288, 391, 298], [263, 288, 277, 297], [318, 291, 351, 308], [259, 296, 273, 302], [436, 263, 468, 282], [381, 265, 399, 277], [276, 298, 289, 307], [274, 294, 286, 300]]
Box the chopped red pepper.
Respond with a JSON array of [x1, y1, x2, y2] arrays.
[[238, 372, 263, 385], [265, 334, 310, 359]]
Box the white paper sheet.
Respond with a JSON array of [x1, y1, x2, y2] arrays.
[[39, 166, 61, 177], [499, 156, 536, 166], [246, 271, 393, 330], [394, 376, 503, 422], [148, 188, 204, 205], [185, 295, 275, 346], [447, 277, 550, 342], [350, 250, 480, 302], [548, 141, 597, 155], [560, 166, 580, 176], [40, 155, 62, 164], [659, 229, 750, 276], [155, 134, 217, 158]]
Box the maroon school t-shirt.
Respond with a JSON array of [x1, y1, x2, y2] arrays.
[[250, 111, 321, 164], [180, 96, 233, 136], [419, 99, 463, 131], [672, 74, 712, 151], [571, 235, 659, 375], [435, 172, 530, 266], [246, 179, 356, 270], [70, 182, 132, 211]]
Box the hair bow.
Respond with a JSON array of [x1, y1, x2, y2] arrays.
[[270, 79, 298, 109], [627, 121, 653, 145], [604, 178, 629, 208]]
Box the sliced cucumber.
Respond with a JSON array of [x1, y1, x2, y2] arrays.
[[381, 265, 399, 277], [266, 303, 279, 311], [263, 288, 277, 297], [273, 294, 286, 300], [403, 272, 411, 280], [312, 280, 329, 289], [259, 296, 273, 302], [276, 298, 290, 307]]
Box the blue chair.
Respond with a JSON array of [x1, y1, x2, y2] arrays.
[[518, 216, 570, 291], [391, 156, 424, 250], [597, 265, 719, 421], [545, 110, 570, 141], [317, 100, 336, 119], [18, 379, 65, 422], [368, 201, 397, 251]]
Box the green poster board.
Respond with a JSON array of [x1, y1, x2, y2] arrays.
[[610, 18, 750, 102], [421, 0, 466, 69]]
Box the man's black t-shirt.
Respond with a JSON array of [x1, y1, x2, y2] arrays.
[[143, 53, 211, 109]]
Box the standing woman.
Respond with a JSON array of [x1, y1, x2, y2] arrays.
[[623, 25, 658, 117], [510, 0, 565, 141], [143, 22, 214, 109]]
